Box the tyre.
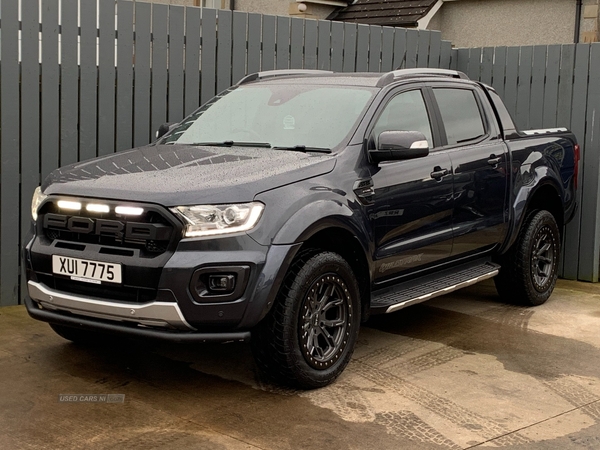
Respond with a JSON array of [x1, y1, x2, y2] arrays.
[[49, 323, 106, 345], [494, 210, 560, 306], [251, 251, 361, 389]]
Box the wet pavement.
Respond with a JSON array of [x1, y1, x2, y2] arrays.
[[1, 279, 599, 449]]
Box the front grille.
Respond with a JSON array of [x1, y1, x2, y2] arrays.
[[38, 198, 179, 258]]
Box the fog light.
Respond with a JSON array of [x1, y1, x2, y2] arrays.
[[208, 274, 236, 293]]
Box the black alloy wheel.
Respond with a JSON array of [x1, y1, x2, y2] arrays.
[[252, 251, 361, 389]]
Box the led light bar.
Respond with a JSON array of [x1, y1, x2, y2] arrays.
[[115, 206, 144, 216], [86, 203, 110, 213], [57, 200, 82, 211]]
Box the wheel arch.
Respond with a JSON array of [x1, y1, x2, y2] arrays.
[[503, 178, 564, 254], [297, 227, 372, 322]]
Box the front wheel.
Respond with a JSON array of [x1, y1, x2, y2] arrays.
[[252, 251, 361, 389], [495, 210, 561, 306]]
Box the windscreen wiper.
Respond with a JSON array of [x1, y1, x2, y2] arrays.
[[184, 141, 272, 148], [272, 145, 332, 154]]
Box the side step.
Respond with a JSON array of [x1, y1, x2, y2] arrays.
[[370, 261, 500, 314]]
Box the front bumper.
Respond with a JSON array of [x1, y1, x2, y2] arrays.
[[24, 231, 300, 339], [28, 280, 194, 330], [24, 294, 251, 343]]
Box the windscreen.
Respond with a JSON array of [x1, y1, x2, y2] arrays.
[[162, 84, 377, 149]]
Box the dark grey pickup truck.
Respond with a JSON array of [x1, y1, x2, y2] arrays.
[[24, 69, 578, 388]]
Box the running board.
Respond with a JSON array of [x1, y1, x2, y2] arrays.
[[370, 261, 500, 314]]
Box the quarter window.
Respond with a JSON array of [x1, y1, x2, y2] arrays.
[[372, 90, 433, 148], [433, 88, 485, 145]]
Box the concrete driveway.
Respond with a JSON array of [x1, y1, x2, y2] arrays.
[[1, 279, 599, 449]]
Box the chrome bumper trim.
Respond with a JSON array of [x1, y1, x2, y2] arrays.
[[27, 281, 195, 330]]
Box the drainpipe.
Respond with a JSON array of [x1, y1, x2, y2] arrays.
[[230, 0, 235, 10], [575, 0, 583, 43]]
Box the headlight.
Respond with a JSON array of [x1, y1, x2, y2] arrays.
[[31, 186, 47, 221], [171, 202, 264, 237]]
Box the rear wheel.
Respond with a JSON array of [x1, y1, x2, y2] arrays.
[[495, 210, 560, 306], [252, 251, 361, 389]]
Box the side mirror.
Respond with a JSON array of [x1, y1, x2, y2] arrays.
[[369, 131, 430, 163], [156, 122, 177, 140]]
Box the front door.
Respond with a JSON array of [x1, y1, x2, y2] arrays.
[[367, 89, 454, 283]]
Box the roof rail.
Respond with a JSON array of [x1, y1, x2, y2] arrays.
[[376, 68, 469, 87], [237, 69, 334, 85]]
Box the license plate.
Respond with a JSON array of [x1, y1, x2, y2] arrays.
[[52, 255, 122, 284]]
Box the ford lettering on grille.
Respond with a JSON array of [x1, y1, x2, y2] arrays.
[[43, 213, 172, 241]]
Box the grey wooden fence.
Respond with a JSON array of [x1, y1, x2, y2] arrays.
[[0, 0, 452, 306], [453, 44, 600, 283], [0, 0, 598, 306]]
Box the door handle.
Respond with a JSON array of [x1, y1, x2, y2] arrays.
[[488, 155, 502, 166], [430, 167, 449, 180]]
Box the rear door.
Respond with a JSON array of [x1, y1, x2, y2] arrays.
[[429, 84, 509, 257], [368, 87, 454, 282]]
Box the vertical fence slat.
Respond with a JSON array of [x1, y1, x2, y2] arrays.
[[380, 27, 395, 72], [440, 40, 452, 70], [450, 48, 458, 70], [516, 46, 533, 130], [41, 0, 60, 178], [578, 43, 600, 281], [317, 20, 332, 70], [216, 10, 233, 93], [456, 48, 470, 74], [116, 0, 134, 151], [185, 7, 202, 115], [261, 15, 276, 71], [578, 44, 600, 281], [529, 46, 547, 130], [342, 23, 357, 72], [492, 47, 507, 99], [304, 20, 318, 69], [427, 32, 441, 68], [168, 6, 185, 123], [133, 1, 152, 145], [368, 27, 382, 72], [98, 0, 116, 156], [562, 44, 590, 279], [416, 30, 429, 68], [393, 28, 407, 69], [151, 4, 169, 136], [480, 47, 494, 86], [331, 21, 344, 72], [542, 45, 561, 128], [0, 0, 21, 305], [356, 24, 370, 71], [504, 46, 520, 119], [557, 45, 575, 131], [557, 44, 576, 276], [290, 17, 304, 69], [405, 29, 418, 68], [20, 0, 41, 299], [247, 13, 262, 74], [467, 47, 482, 80], [276, 16, 291, 70], [232, 12, 248, 83], [200, 8, 217, 104], [60, 0, 79, 165]]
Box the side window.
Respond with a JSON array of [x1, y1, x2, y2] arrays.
[[372, 90, 433, 148], [433, 88, 485, 145]]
